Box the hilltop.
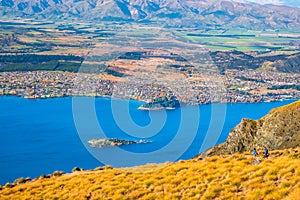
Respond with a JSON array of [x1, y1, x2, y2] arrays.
[[210, 51, 300, 73], [202, 100, 300, 157], [1, 0, 300, 30], [0, 148, 299, 199]]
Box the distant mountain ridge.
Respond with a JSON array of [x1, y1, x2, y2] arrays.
[[0, 0, 300, 30], [231, 0, 300, 8]]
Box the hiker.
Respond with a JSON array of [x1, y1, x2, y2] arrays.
[[86, 192, 92, 200], [264, 146, 269, 158], [253, 148, 258, 157]]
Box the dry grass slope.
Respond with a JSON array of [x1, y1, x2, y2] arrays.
[[268, 99, 300, 114], [1, 148, 300, 199]]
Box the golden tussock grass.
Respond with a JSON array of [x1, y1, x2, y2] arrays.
[[0, 148, 300, 199]]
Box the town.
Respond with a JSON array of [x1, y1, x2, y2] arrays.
[[0, 67, 299, 105]]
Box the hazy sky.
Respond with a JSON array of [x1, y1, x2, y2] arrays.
[[231, 0, 300, 8]]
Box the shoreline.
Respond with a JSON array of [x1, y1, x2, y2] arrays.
[[0, 94, 298, 107], [1, 70, 299, 107]]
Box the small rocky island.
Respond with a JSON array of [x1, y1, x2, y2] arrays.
[[139, 96, 181, 110], [88, 138, 151, 148]]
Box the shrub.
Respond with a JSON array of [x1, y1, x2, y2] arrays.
[[53, 171, 64, 177], [39, 174, 46, 179], [4, 183, 14, 188], [14, 177, 31, 185], [14, 177, 25, 184], [72, 167, 83, 172], [40, 174, 51, 179], [289, 153, 300, 159], [93, 167, 105, 171], [103, 165, 113, 170], [13, 177, 29, 185]]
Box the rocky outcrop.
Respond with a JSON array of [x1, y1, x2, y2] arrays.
[[202, 100, 300, 157], [88, 138, 151, 148]]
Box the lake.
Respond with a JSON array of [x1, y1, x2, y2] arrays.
[[0, 96, 297, 184]]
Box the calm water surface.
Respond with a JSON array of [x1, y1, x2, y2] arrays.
[[0, 96, 297, 184]]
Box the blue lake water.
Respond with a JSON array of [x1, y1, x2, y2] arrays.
[[0, 96, 297, 184]]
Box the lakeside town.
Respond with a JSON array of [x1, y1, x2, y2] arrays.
[[0, 67, 299, 106]]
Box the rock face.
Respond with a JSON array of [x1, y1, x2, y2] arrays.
[[0, 0, 300, 30], [202, 100, 300, 157]]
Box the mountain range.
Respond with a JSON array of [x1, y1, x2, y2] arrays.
[[1, 0, 300, 30], [231, 0, 300, 8]]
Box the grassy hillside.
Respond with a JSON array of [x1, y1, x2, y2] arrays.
[[1, 148, 300, 199]]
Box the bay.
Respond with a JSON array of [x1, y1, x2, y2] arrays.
[[0, 96, 297, 184]]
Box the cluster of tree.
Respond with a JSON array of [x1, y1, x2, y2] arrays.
[[118, 51, 187, 62], [268, 85, 300, 91], [236, 76, 266, 83], [187, 34, 256, 38], [119, 52, 146, 60], [0, 54, 83, 63], [142, 96, 180, 109], [0, 54, 86, 72], [0, 61, 81, 72], [105, 69, 126, 77]]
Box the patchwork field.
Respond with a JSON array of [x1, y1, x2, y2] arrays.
[[1, 19, 300, 56], [177, 29, 300, 52]]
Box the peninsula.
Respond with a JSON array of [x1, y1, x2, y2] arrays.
[[138, 96, 181, 110]]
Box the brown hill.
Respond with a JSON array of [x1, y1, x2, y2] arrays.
[[210, 50, 300, 73], [202, 100, 300, 157]]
